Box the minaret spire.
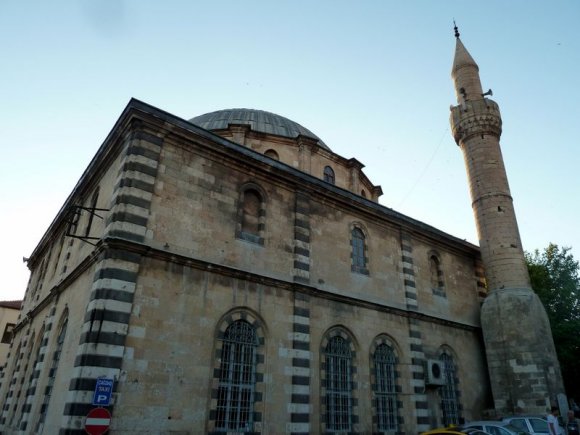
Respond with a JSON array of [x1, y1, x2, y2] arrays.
[[449, 35, 565, 415], [453, 20, 460, 38]]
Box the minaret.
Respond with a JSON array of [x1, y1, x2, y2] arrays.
[[449, 26, 565, 414]]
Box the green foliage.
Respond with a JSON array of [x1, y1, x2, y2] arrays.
[[526, 244, 580, 400]]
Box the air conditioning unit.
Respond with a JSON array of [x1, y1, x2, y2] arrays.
[[426, 359, 446, 386]]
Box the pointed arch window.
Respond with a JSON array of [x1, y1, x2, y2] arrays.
[[374, 344, 398, 431], [440, 353, 460, 426], [215, 320, 258, 432], [323, 166, 335, 185], [325, 336, 353, 432], [351, 227, 368, 274]]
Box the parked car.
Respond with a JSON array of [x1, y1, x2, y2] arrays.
[[422, 426, 492, 435], [502, 416, 565, 435], [462, 420, 530, 435]]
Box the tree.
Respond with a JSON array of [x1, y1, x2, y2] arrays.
[[526, 244, 580, 401]]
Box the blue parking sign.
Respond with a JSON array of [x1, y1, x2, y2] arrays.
[[92, 378, 114, 406]]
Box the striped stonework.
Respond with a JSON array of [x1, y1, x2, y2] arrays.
[[400, 232, 418, 311], [319, 328, 360, 434], [106, 129, 163, 243], [60, 130, 162, 434], [287, 292, 311, 435], [399, 232, 429, 432], [293, 192, 311, 284], [0, 328, 28, 430], [408, 318, 429, 432], [60, 248, 142, 434], [207, 310, 266, 435], [17, 320, 48, 433], [369, 335, 403, 434], [15, 304, 56, 434]]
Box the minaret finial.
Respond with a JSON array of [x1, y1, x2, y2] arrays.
[[453, 20, 460, 38]]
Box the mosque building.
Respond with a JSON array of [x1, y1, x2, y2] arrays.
[[0, 33, 564, 434]]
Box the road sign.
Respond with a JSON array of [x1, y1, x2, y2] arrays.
[[84, 407, 111, 435], [92, 378, 114, 406]]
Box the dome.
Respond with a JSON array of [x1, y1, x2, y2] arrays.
[[189, 108, 330, 151]]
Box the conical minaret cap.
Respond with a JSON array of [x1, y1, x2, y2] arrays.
[[452, 37, 479, 77], [451, 35, 483, 102]]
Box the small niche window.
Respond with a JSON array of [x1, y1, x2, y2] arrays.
[[237, 187, 265, 245], [323, 166, 335, 185], [264, 149, 279, 160], [429, 253, 445, 295], [351, 227, 368, 275]]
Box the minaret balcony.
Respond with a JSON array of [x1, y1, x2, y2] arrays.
[[450, 98, 503, 144]]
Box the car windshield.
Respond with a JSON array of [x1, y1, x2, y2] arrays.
[[509, 420, 528, 432], [505, 424, 530, 435], [530, 419, 548, 432]]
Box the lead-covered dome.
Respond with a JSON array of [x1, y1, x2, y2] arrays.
[[189, 108, 329, 151]]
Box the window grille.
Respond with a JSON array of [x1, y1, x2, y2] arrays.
[[440, 353, 459, 426], [325, 336, 352, 432], [324, 166, 335, 185], [215, 320, 258, 432], [352, 228, 366, 273], [374, 344, 397, 431]]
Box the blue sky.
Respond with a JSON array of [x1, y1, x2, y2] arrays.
[[1, 1, 579, 300]]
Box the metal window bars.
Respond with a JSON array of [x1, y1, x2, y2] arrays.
[[374, 344, 398, 431], [215, 321, 258, 432], [440, 354, 459, 426], [326, 336, 353, 432]]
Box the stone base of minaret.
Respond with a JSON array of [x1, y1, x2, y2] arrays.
[[481, 287, 565, 415]]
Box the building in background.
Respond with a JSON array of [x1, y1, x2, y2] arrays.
[[0, 301, 21, 372], [0, 35, 563, 434]]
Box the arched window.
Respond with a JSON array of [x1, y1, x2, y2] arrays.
[[351, 227, 368, 274], [215, 320, 258, 432], [361, 189, 366, 198], [37, 315, 68, 431], [264, 149, 279, 160], [325, 336, 353, 432], [440, 353, 460, 426], [373, 344, 398, 431], [237, 187, 264, 245], [323, 166, 335, 185], [429, 253, 445, 295]]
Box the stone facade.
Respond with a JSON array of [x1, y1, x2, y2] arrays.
[[0, 98, 491, 434]]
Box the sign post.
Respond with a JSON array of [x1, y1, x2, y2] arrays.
[[92, 378, 113, 407], [84, 407, 111, 435]]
